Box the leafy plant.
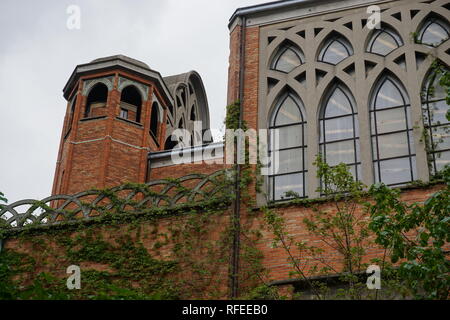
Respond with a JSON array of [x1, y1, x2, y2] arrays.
[[368, 165, 450, 300]]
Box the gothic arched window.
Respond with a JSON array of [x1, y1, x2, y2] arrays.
[[268, 91, 307, 201], [318, 35, 353, 65], [418, 17, 450, 47], [370, 75, 416, 186], [319, 84, 360, 181], [271, 42, 304, 73], [367, 26, 403, 56], [422, 70, 450, 173]]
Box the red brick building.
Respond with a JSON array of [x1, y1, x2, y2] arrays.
[[47, 0, 449, 295]]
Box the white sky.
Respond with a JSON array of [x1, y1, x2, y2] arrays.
[[0, 0, 269, 203]]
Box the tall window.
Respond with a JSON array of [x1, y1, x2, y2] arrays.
[[319, 84, 360, 181], [271, 42, 304, 73], [418, 17, 450, 47], [318, 34, 353, 65], [367, 26, 403, 56], [422, 70, 450, 173], [268, 91, 307, 201], [370, 75, 416, 186]]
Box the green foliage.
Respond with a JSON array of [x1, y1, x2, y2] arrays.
[[264, 155, 406, 299], [368, 165, 450, 300], [225, 101, 244, 131], [0, 191, 7, 209], [243, 284, 282, 300]]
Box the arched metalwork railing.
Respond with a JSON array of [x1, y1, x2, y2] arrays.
[[0, 170, 231, 229]]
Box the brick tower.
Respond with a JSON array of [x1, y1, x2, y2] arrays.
[[52, 55, 173, 195]]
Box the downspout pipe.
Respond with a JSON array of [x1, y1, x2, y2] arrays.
[[230, 15, 246, 299]]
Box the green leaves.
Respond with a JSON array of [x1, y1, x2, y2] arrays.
[[368, 166, 450, 300], [0, 191, 7, 209]]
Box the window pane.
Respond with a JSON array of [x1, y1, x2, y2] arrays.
[[348, 164, 362, 181], [435, 151, 450, 172], [324, 140, 356, 166], [275, 47, 302, 73], [372, 108, 407, 134], [426, 77, 447, 101], [274, 173, 304, 200], [430, 125, 450, 151], [270, 125, 303, 150], [322, 40, 351, 64], [274, 96, 302, 126], [378, 157, 414, 185], [323, 116, 355, 142], [371, 31, 399, 55], [375, 79, 407, 109], [421, 22, 449, 46], [424, 100, 449, 125], [375, 132, 410, 159], [270, 148, 303, 175], [325, 88, 353, 117]]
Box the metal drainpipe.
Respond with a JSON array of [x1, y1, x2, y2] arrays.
[[231, 15, 246, 299]]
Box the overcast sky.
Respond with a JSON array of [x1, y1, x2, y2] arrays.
[[0, 0, 269, 203]]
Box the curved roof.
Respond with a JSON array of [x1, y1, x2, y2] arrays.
[[91, 55, 150, 69]]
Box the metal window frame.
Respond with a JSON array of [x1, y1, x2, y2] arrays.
[[367, 26, 403, 56], [370, 76, 416, 184], [318, 36, 353, 65], [270, 42, 305, 73], [268, 92, 307, 201], [422, 71, 450, 173], [318, 84, 360, 193], [419, 18, 450, 46]]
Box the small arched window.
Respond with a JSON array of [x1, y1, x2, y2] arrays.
[[370, 75, 416, 186], [85, 83, 108, 118], [319, 84, 360, 181], [422, 69, 450, 173], [271, 42, 304, 73], [418, 17, 450, 47], [120, 86, 142, 123], [318, 35, 353, 65], [150, 102, 159, 139], [268, 91, 307, 201], [367, 26, 403, 56]]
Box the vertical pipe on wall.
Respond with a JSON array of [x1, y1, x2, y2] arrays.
[[230, 15, 246, 299]]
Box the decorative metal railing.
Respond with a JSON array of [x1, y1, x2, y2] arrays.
[[0, 170, 231, 229]]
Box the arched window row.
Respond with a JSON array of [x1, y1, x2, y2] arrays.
[[269, 16, 449, 73], [83, 83, 147, 124], [267, 73, 442, 201]]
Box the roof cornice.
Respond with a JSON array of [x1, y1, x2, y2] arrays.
[[63, 56, 173, 104]]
